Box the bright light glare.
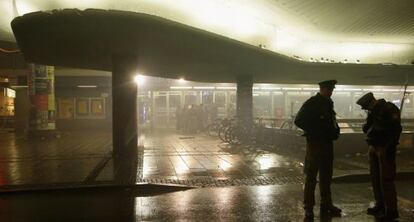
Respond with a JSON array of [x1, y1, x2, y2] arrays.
[[134, 75, 145, 85], [219, 159, 232, 170], [257, 155, 274, 170], [178, 78, 186, 83], [15, 0, 38, 15], [178, 0, 411, 63], [274, 30, 301, 51]]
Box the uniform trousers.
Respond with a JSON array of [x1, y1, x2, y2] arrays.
[[304, 140, 334, 209], [369, 145, 398, 212]]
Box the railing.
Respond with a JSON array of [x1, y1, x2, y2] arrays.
[[254, 117, 414, 132]]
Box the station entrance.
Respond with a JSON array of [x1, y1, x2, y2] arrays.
[[135, 76, 414, 186]]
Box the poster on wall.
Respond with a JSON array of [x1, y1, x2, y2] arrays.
[[34, 79, 50, 94], [27, 64, 36, 96], [28, 64, 56, 131], [76, 99, 89, 116], [34, 65, 47, 78], [34, 94, 48, 111], [47, 66, 54, 94]]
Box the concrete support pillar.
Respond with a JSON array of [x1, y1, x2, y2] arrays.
[[111, 54, 139, 185], [112, 54, 138, 156], [236, 75, 253, 126], [27, 64, 57, 138]]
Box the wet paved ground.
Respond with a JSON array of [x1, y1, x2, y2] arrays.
[[0, 130, 413, 220], [0, 130, 413, 188], [0, 131, 111, 186], [0, 182, 413, 221], [0, 130, 305, 189], [134, 131, 304, 186]]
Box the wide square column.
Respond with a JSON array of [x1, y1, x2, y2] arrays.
[[236, 75, 253, 126], [112, 54, 138, 155], [111, 54, 139, 184]]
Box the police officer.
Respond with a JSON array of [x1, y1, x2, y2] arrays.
[[295, 80, 342, 219], [356, 92, 401, 220]]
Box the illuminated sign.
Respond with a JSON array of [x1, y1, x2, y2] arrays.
[[6, 88, 15, 98]]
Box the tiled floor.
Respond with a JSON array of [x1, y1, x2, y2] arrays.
[[139, 132, 303, 180], [0, 129, 413, 189], [0, 129, 305, 189], [0, 131, 112, 187], [1, 182, 414, 221], [0, 130, 413, 221]]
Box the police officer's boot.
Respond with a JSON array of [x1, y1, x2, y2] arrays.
[[366, 204, 385, 216], [377, 210, 399, 221], [320, 204, 342, 217]]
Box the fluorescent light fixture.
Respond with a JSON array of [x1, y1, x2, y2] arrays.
[[260, 87, 281, 90], [170, 86, 192, 89], [334, 92, 350, 95], [363, 89, 382, 92], [346, 88, 362, 91], [193, 86, 215, 89], [77, 85, 97, 88], [252, 87, 261, 90], [282, 87, 302, 90], [382, 89, 402, 92], [11, 85, 28, 88], [216, 86, 236, 90], [302, 88, 319, 91]]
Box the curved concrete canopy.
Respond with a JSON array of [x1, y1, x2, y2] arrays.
[[2, 1, 414, 64], [11, 9, 413, 85]]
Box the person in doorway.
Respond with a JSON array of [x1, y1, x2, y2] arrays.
[[356, 92, 401, 220], [294, 80, 342, 219]]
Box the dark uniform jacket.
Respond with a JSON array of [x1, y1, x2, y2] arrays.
[[294, 93, 340, 141], [363, 99, 402, 147]]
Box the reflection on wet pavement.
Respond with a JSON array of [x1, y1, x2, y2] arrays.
[[0, 130, 305, 189], [133, 182, 414, 221], [0, 130, 413, 220], [136, 131, 304, 186], [0, 132, 111, 187], [1, 129, 413, 190], [1, 182, 413, 221]]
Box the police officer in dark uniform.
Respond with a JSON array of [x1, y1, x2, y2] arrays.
[[294, 80, 342, 219], [356, 92, 401, 220]]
